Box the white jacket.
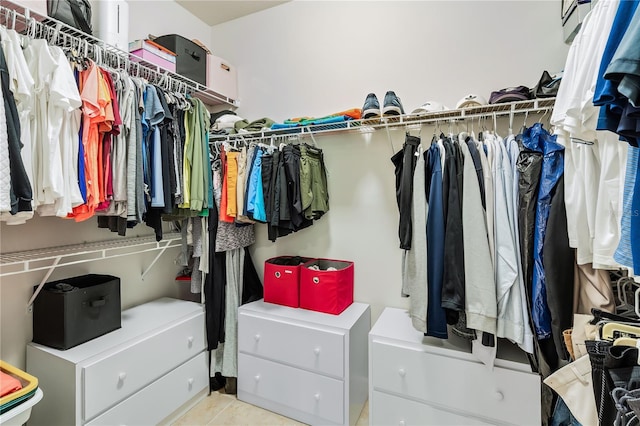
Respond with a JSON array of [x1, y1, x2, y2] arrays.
[[492, 135, 525, 345]]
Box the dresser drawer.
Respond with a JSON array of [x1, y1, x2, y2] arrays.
[[83, 313, 205, 421], [86, 351, 207, 425], [239, 312, 345, 378], [371, 391, 491, 426], [370, 341, 540, 425], [238, 353, 344, 424]]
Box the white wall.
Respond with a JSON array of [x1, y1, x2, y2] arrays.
[[126, 0, 212, 47], [210, 1, 569, 121], [210, 1, 570, 323]]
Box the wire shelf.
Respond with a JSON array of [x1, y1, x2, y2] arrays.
[[209, 98, 556, 143], [0, 233, 182, 276]]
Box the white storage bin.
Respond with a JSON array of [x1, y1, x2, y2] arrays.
[[207, 54, 238, 100]]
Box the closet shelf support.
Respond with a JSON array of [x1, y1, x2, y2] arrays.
[[141, 240, 173, 281], [26, 256, 62, 313]]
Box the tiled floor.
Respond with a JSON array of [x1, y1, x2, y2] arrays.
[[172, 389, 369, 426]]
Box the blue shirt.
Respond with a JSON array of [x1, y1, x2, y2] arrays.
[[615, 146, 639, 268], [594, 0, 640, 135]]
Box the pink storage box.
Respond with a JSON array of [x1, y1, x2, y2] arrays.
[[129, 40, 176, 73]]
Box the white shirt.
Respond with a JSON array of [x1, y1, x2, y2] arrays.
[[491, 134, 525, 345], [29, 45, 82, 217], [551, 0, 622, 266], [459, 136, 496, 335]]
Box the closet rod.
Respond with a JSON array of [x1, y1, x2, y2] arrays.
[[0, 1, 237, 106], [209, 98, 556, 143]]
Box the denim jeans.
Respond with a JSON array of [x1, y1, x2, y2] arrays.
[[551, 396, 582, 426]]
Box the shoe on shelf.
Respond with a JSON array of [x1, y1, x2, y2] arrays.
[[382, 90, 405, 116], [362, 93, 381, 119]]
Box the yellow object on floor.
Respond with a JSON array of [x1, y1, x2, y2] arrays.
[[0, 361, 38, 407]]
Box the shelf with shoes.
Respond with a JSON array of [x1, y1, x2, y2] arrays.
[[209, 97, 556, 143], [0, 0, 238, 107]]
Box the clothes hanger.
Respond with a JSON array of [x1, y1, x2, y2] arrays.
[[613, 337, 639, 347], [614, 276, 638, 317], [520, 111, 529, 134], [601, 322, 640, 341], [508, 110, 514, 137]]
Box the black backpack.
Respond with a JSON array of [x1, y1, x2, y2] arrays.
[[47, 0, 92, 35]]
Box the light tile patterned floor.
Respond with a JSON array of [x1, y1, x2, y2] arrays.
[[172, 389, 369, 426]]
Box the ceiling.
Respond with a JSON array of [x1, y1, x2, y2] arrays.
[[176, 1, 289, 26]]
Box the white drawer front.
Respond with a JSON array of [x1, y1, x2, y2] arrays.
[[371, 391, 492, 426], [371, 341, 540, 425], [239, 312, 345, 378], [86, 351, 208, 426], [83, 313, 205, 421], [238, 353, 344, 424]]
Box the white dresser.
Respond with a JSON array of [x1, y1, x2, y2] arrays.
[[237, 300, 370, 425], [26, 297, 208, 426], [369, 308, 541, 426]]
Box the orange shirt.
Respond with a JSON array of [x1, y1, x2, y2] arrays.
[[68, 61, 108, 222]]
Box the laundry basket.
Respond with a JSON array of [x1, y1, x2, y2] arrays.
[[0, 360, 43, 425]]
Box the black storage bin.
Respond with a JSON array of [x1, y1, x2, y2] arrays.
[[32, 274, 121, 350], [153, 34, 207, 85]]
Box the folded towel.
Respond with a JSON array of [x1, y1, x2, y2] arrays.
[[0, 371, 22, 398]]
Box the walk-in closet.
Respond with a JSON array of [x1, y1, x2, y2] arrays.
[[0, 0, 637, 425]]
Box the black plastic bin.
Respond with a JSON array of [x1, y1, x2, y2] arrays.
[[153, 34, 207, 85], [32, 274, 121, 350]]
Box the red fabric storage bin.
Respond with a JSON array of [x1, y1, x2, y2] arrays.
[[263, 256, 313, 308], [299, 259, 354, 315]]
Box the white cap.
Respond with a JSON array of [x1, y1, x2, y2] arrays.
[[456, 94, 487, 109], [411, 101, 449, 115]]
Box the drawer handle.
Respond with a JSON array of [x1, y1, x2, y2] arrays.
[[187, 336, 194, 347], [188, 378, 194, 388], [314, 393, 321, 401], [118, 372, 127, 382], [254, 375, 261, 382], [254, 334, 261, 342], [314, 347, 321, 355], [494, 391, 504, 401], [398, 368, 406, 377]]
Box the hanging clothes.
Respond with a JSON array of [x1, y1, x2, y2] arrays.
[[391, 134, 420, 250], [505, 134, 535, 355], [402, 142, 429, 333], [523, 123, 565, 340], [424, 142, 447, 339], [542, 175, 575, 361], [0, 41, 32, 223], [441, 136, 465, 325], [459, 135, 495, 336]]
